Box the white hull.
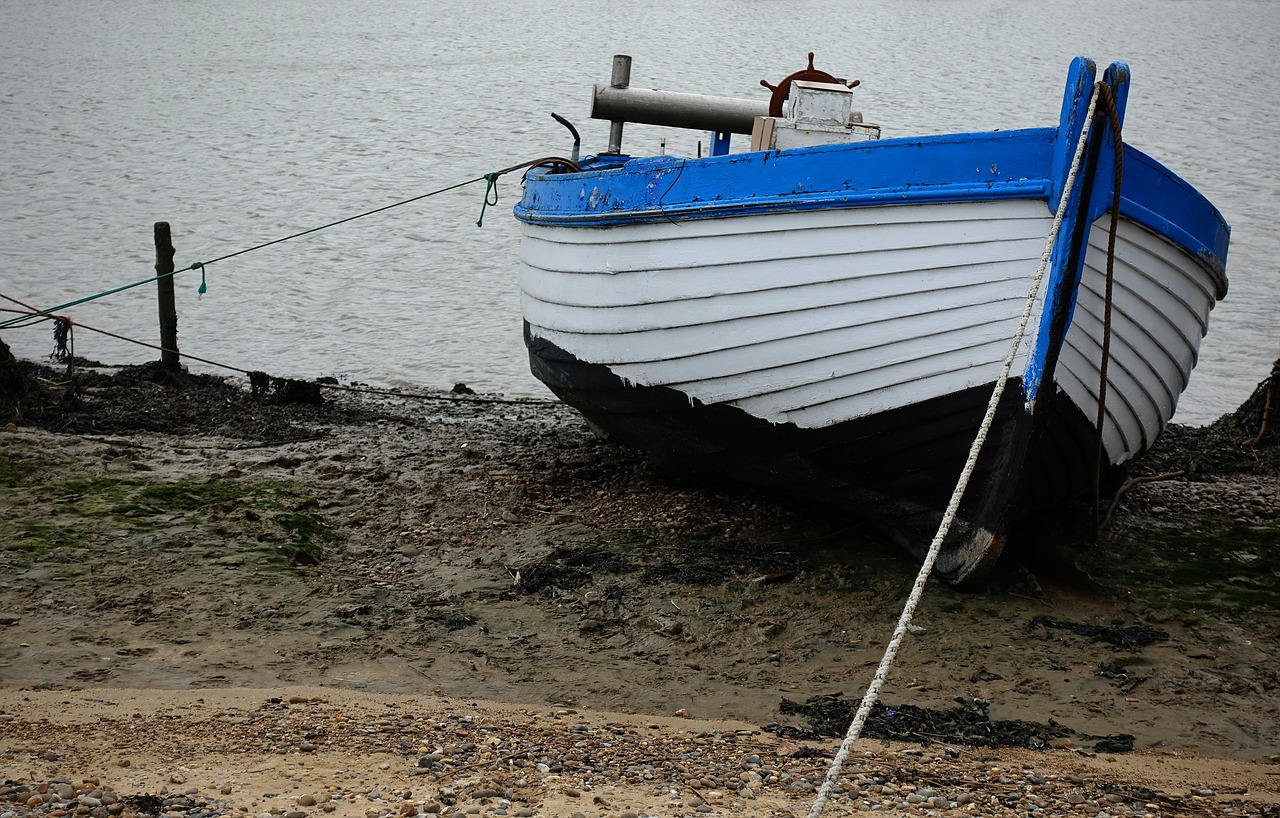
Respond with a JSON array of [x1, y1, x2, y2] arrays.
[[1061, 216, 1222, 465], [520, 200, 1054, 430]]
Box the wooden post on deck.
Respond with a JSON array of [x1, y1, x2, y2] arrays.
[[154, 221, 179, 372]]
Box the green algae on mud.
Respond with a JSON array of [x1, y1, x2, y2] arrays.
[[1082, 518, 1280, 624], [0, 446, 339, 568]]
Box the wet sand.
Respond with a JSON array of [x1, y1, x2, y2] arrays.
[[1, 363, 1277, 816]]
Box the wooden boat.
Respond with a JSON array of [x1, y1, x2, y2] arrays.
[[513, 55, 1230, 586]]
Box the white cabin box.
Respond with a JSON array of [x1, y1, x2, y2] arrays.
[[750, 79, 880, 151]]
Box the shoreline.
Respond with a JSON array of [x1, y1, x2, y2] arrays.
[[3, 686, 1278, 818], [1, 359, 1277, 816]]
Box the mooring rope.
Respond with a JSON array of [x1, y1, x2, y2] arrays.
[[0, 156, 577, 332], [0, 306, 558, 407], [805, 80, 1104, 818], [0, 293, 55, 330], [0, 154, 583, 405], [1091, 84, 1126, 537]]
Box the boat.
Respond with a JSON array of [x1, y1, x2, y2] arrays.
[[512, 55, 1230, 586]]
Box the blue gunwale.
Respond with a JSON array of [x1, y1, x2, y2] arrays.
[[515, 133, 1227, 283], [516, 127, 1060, 225]]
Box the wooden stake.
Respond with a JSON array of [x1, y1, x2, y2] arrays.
[[154, 221, 179, 372]]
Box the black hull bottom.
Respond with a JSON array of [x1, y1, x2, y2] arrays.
[[526, 327, 1109, 586]]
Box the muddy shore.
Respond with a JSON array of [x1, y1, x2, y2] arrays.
[[0, 358, 1277, 817]]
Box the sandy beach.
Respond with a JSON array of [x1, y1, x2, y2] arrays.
[[1, 359, 1277, 816]]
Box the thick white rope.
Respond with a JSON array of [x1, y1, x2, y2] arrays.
[[805, 81, 1103, 818]]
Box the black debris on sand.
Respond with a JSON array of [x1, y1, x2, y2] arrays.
[[248, 370, 325, 405], [2, 359, 375, 442], [510, 539, 804, 600], [768, 694, 1135, 754], [1029, 615, 1171, 649]]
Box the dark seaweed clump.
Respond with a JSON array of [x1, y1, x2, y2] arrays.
[[1, 358, 375, 442], [512, 539, 804, 599], [768, 694, 1134, 754], [1029, 615, 1170, 649]]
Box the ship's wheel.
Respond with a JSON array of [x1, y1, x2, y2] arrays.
[[760, 52, 860, 117]]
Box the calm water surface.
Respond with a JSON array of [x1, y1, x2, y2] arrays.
[[2, 0, 1277, 425]]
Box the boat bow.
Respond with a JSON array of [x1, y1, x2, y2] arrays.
[[513, 56, 1229, 586]]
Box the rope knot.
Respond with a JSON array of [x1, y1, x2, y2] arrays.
[[190, 262, 208, 297], [476, 172, 501, 227], [52, 315, 73, 362]]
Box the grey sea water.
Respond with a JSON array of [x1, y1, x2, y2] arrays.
[[1, 0, 1276, 424]]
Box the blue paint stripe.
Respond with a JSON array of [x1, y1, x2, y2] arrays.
[[1049, 57, 1098, 212], [1022, 58, 1102, 404], [517, 178, 1053, 226], [515, 131, 1228, 281], [516, 128, 1059, 225]]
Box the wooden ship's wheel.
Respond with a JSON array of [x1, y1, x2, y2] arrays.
[[760, 52, 860, 117]]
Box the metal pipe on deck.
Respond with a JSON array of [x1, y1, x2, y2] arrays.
[[606, 55, 632, 154], [592, 84, 769, 137]]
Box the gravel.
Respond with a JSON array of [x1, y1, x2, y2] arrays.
[[2, 695, 1276, 818]]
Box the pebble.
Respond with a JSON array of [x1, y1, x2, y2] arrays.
[[0, 705, 1271, 818]]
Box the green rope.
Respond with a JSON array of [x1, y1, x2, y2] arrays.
[[0, 172, 490, 330], [0, 155, 575, 331], [475, 173, 500, 227], [0, 270, 180, 328]]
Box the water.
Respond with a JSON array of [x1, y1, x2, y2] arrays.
[[2, 0, 1276, 424]]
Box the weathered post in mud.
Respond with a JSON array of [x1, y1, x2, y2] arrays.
[[154, 221, 179, 372], [0, 334, 26, 409]]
